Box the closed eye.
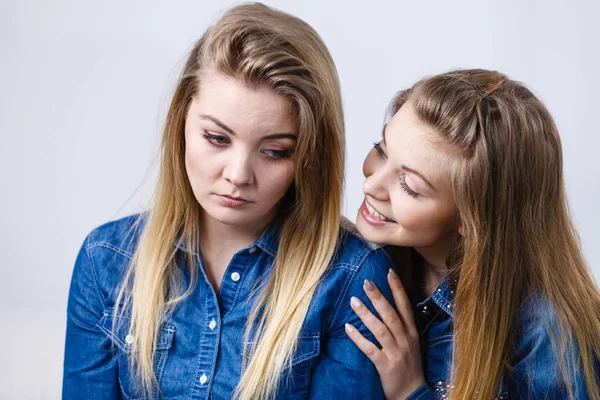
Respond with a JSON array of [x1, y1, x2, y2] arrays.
[[399, 176, 418, 198], [373, 141, 386, 158]]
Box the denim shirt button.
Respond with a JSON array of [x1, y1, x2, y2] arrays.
[[209, 319, 217, 330], [125, 334, 134, 344], [231, 272, 241, 282], [199, 373, 208, 385], [249, 246, 257, 254]]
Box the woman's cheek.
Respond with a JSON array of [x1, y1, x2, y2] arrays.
[[362, 149, 378, 177]]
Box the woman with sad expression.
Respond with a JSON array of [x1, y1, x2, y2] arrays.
[[347, 69, 600, 399], [63, 3, 393, 400]]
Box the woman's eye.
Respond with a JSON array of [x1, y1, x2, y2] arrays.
[[263, 149, 291, 161], [202, 131, 230, 146], [373, 141, 386, 158], [399, 176, 419, 198]]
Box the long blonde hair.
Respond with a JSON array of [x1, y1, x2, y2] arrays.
[[114, 3, 345, 399], [390, 69, 600, 399]]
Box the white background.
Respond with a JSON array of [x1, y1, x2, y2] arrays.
[[1, 0, 598, 398]]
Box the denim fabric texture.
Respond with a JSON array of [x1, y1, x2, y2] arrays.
[[406, 276, 596, 399], [63, 214, 394, 400]]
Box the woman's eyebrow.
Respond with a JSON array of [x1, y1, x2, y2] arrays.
[[402, 165, 437, 192]]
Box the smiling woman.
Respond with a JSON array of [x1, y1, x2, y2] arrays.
[[62, 3, 394, 400], [358, 102, 459, 252], [346, 69, 600, 400]]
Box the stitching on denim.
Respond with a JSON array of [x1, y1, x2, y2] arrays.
[[220, 257, 252, 319], [411, 389, 428, 400], [89, 241, 135, 260], [190, 262, 217, 396], [432, 292, 454, 317], [186, 283, 213, 400], [205, 289, 223, 396], [156, 326, 175, 350], [327, 245, 372, 330], [406, 384, 433, 400], [153, 345, 170, 395], [86, 232, 107, 310], [97, 317, 128, 353], [345, 236, 373, 267], [427, 334, 453, 346], [343, 228, 383, 252], [290, 335, 321, 367], [100, 314, 174, 400], [328, 262, 361, 273], [118, 376, 136, 400]]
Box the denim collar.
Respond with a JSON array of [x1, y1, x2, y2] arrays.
[[415, 274, 455, 317], [174, 217, 282, 258]]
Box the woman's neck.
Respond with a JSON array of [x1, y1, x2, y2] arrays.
[[200, 216, 266, 254], [413, 245, 449, 298], [199, 214, 270, 293]]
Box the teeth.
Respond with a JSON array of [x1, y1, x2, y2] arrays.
[[365, 202, 394, 222]]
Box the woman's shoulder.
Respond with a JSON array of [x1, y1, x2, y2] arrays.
[[84, 212, 147, 256], [512, 294, 584, 370], [517, 294, 564, 335], [320, 217, 394, 306], [71, 213, 147, 306], [505, 294, 595, 395], [514, 294, 565, 348], [305, 217, 394, 334], [332, 217, 389, 271]]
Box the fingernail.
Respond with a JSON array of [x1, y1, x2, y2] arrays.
[[388, 268, 398, 280], [364, 279, 375, 291], [350, 296, 362, 307], [345, 323, 355, 333]]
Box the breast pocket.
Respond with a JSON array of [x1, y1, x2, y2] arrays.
[[246, 333, 321, 399], [98, 308, 175, 400]]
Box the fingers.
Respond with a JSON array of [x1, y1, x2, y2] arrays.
[[362, 278, 405, 340], [349, 295, 397, 350], [387, 269, 417, 336], [344, 323, 387, 367]]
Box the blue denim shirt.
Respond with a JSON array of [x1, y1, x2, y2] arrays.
[[63, 214, 394, 400], [406, 276, 596, 400]]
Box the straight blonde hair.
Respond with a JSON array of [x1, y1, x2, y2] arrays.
[[114, 3, 345, 399], [390, 69, 600, 399]]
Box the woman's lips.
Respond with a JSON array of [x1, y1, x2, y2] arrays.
[[359, 200, 395, 226], [216, 194, 250, 208]]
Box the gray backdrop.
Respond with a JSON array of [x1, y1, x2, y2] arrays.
[[1, 0, 598, 398]]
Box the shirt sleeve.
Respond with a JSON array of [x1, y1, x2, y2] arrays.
[[308, 248, 395, 399], [62, 233, 121, 400], [503, 297, 593, 399]]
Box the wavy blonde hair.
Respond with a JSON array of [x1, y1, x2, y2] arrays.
[[114, 3, 345, 399], [390, 69, 600, 399]]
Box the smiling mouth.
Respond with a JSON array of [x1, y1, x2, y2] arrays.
[[365, 201, 396, 223]]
